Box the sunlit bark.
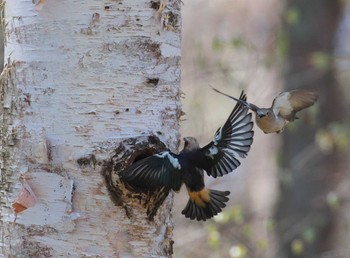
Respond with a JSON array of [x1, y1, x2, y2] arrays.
[[0, 0, 181, 257]]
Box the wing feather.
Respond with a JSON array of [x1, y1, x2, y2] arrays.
[[191, 91, 254, 178], [121, 151, 183, 191], [272, 90, 318, 121]]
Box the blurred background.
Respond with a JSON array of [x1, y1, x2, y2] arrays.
[[175, 0, 350, 257], [2, 1, 349, 257]]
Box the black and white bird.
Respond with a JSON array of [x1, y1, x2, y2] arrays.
[[121, 91, 254, 221], [212, 87, 318, 134]]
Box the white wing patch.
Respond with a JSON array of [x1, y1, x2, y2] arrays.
[[207, 146, 219, 159], [155, 151, 181, 170], [213, 127, 222, 144]]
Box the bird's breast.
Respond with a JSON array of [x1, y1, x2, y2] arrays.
[[256, 115, 286, 133]]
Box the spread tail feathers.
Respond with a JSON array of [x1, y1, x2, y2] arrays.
[[182, 189, 230, 221]]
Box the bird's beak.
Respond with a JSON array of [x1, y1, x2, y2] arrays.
[[256, 111, 267, 118]]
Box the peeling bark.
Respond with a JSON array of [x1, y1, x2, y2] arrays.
[[1, 0, 181, 257]]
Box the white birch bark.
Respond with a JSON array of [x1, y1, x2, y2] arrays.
[[0, 0, 181, 257]]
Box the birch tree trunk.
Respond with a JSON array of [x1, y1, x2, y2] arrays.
[[0, 0, 181, 257]]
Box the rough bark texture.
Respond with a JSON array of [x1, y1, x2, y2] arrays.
[[0, 0, 181, 257]]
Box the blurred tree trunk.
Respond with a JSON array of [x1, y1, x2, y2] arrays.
[[274, 0, 350, 257], [0, 0, 181, 257]]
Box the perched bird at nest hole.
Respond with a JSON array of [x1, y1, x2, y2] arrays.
[[212, 87, 318, 134], [121, 91, 254, 221]]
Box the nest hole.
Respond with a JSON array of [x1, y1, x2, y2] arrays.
[[122, 147, 162, 192], [103, 135, 169, 220], [131, 148, 157, 163]]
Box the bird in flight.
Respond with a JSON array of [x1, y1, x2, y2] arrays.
[[121, 91, 254, 221], [211, 87, 318, 134]]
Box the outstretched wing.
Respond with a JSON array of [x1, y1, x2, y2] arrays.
[[121, 151, 183, 191], [191, 91, 254, 178], [272, 89, 318, 121]]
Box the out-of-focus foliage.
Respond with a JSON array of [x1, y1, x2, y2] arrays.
[[291, 238, 304, 255], [302, 227, 316, 244], [229, 244, 247, 258], [326, 191, 340, 210], [316, 122, 350, 153], [177, 0, 350, 257], [208, 224, 220, 250], [276, 30, 289, 58], [310, 51, 331, 71], [204, 206, 275, 258], [212, 37, 224, 51], [286, 7, 300, 26]]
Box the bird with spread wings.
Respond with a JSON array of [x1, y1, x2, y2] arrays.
[[121, 91, 254, 221], [212, 87, 318, 134]]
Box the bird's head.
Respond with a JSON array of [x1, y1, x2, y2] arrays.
[[182, 137, 200, 152], [256, 108, 272, 118]]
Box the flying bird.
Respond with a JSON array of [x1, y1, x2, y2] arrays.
[[212, 87, 318, 134], [121, 91, 254, 221]]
